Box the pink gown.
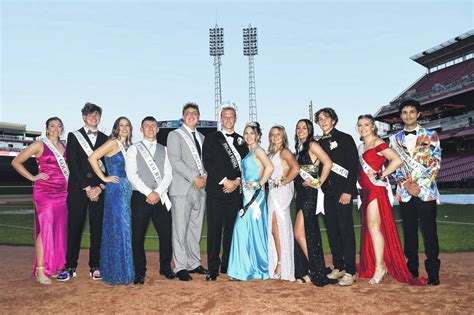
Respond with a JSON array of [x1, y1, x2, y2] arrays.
[[31, 143, 68, 276]]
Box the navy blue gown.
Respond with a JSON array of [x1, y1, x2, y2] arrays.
[[101, 151, 134, 285]]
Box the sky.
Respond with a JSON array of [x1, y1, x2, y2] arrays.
[[1, 1, 473, 149]]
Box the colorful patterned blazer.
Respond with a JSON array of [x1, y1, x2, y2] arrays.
[[390, 125, 441, 202]]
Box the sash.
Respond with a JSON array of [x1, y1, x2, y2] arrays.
[[357, 145, 393, 208], [116, 140, 127, 160], [331, 163, 348, 178], [42, 138, 69, 181], [239, 188, 262, 220], [73, 130, 105, 172], [176, 129, 205, 176], [299, 169, 325, 215], [389, 135, 427, 180], [135, 142, 171, 210], [219, 133, 241, 171]]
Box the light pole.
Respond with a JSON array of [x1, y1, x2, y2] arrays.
[[243, 24, 258, 122], [209, 24, 224, 121]]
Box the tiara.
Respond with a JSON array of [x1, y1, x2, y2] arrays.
[[272, 124, 286, 130], [245, 121, 259, 127]]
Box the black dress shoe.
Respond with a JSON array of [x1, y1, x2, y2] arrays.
[[176, 270, 193, 281], [427, 278, 440, 286], [206, 273, 218, 281], [220, 267, 227, 274], [133, 274, 145, 285], [189, 265, 208, 275], [160, 271, 176, 280]]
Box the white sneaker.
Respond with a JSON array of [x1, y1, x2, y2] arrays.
[[338, 273, 356, 286], [327, 269, 345, 280]]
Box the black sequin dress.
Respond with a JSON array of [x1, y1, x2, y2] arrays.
[[294, 142, 335, 286]]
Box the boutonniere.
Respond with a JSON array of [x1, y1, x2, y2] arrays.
[[237, 137, 244, 145], [329, 140, 338, 150]]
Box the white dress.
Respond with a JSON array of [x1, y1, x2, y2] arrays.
[[267, 151, 295, 281]]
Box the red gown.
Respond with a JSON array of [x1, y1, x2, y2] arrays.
[[357, 143, 425, 285]]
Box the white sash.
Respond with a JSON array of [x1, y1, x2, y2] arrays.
[[331, 163, 348, 178], [389, 135, 427, 179], [116, 139, 127, 159], [176, 129, 205, 176], [299, 169, 325, 215], [357, 145, 393, 208], [73, 130, 105, 172], [135, 142, 171, 210], [42, 138, 69, 181]]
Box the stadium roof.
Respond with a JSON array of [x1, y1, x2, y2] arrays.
[[410, 30, 474, 69]]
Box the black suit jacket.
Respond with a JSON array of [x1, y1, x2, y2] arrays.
[[318, 128, 358, 197], [66, 128, 108, 192], [203, 131, 249, 199]]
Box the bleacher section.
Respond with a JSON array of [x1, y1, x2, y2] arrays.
[[437, 152, 474, 183]]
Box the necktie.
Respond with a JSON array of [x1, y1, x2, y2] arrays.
[[404, 130, 417, 136], [87, 130, 98, 136], [192, 132, 202, 158]]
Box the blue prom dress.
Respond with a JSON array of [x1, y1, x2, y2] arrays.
[[101, 151, 135, 285], [227, 149, 269, 281]]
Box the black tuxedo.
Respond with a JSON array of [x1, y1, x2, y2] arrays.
[[318, 128, 358, 275], [203, 131, 248, 275], [65, 127, 108, 270]]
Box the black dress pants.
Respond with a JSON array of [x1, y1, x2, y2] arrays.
[[400, 197, 440, 280], [65, 189, 104, 270], [206, 194, 240, 275], [131, 191, 172, 276], [323, 194, 356, 275]]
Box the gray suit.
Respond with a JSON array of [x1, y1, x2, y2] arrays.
[[167, 125, 206, 273]]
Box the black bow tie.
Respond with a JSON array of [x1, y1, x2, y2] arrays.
[[87, 130, 98, 136], [404, 130, 417, 136], [226, 132, 237, 138]]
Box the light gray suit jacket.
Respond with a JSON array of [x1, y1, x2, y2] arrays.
[[167, 125, 206, 196]]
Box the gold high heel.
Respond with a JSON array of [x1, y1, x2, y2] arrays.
[[369, 264, 386, 285], [273, 262, 281, 279], [35, 267, 52, 285]]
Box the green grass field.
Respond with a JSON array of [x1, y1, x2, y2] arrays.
[[1, 201, 473, 253]]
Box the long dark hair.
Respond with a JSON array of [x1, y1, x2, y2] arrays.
[[244, 122, 262, 144], [110, 116, 133, 147], [294, 119, 314, 156]]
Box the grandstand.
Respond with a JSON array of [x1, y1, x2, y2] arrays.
[[374, 30, 474, 188]]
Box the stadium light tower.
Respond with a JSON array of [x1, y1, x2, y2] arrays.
[[209, 24, 224, 121], [243, 24, 258, 122]]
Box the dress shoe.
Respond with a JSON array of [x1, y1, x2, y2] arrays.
[[160, 271, 176, 280], [220, 267, 227, 274], [206, 273, 218, 281], [369, 264, 386, 285], [427, 278, 440, 286], [56, 267, 77, 281], [35, 267, 51, 285], [133, 274, 145, 285], [176, 270, 193, 281], [188, 265, 208, 275], [327, 269, 345, 280], [90, 268, 102, 280], [338, 273, 356, 286]]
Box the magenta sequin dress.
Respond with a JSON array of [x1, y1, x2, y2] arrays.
[[31, 143, 68, 276]]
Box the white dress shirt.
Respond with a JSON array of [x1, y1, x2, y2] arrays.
[[182, 123, 202, 149], [404, 126, 420, 157], [83, 126, 98, 146], [126, 139, 172, 209]]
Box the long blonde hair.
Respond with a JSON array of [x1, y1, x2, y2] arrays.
[[268, 125, 289, 158]]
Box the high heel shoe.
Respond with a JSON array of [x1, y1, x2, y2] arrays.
[[273, 262, 281, 279], [35, 267, 51, 285], [369, 264, 386, 285]]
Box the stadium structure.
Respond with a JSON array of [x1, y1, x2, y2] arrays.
[[374, 30, 474, 188]]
